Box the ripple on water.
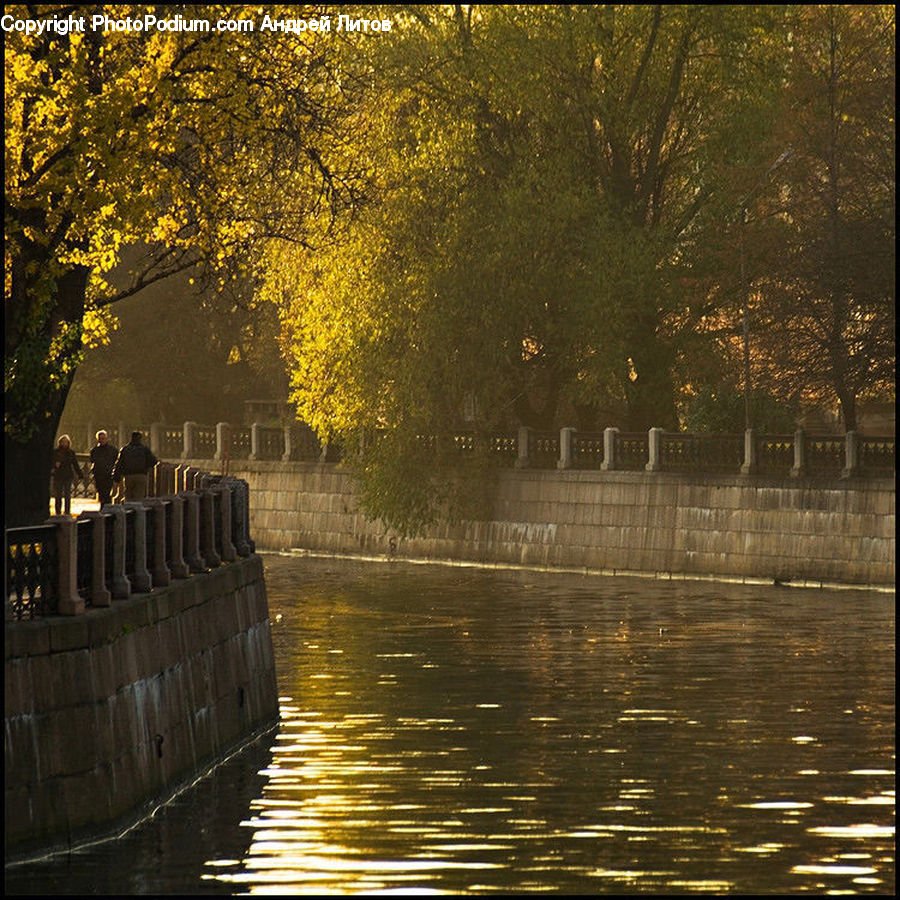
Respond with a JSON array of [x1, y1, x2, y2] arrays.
[[4, 556, 895, 895]]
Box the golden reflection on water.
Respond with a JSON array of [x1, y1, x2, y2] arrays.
[[204, 557, 894, 894]]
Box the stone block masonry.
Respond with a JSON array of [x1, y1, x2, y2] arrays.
[[5, 554, 278, 861], [211, 461, 894, 588]]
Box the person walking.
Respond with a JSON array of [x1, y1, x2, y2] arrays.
[[112, 431, 158, 502], [51, 434, 84, 516], [90, 429, 119, 507]]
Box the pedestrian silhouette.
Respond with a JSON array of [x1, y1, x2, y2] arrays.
[[51, 434, 83, 516], [112, 431, 158, 502]]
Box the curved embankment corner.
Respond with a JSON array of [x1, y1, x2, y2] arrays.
[[5, 553, 279, 862]]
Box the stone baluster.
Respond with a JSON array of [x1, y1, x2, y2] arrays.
[[515, 426, 532, 469], [182, 491, 206, 572], [164, 494, 190, 578], [646, 427, 664, 472], [249, 422, 261, 461], [790, 428, 806, 478], [182, 421, 197, 460], [842, 431, 859, 479], [199, 488, 222, 568], [123, 502, 152, 593], [601, 427, 619, 471], [557, 427, 575, 470], [741, 428, 758, 475], [282, 424, 293, 462], [102, 505, 132, 599], [150, 422, 163, 457], [144, 499, 171, 588], [214, 484, 238, 562], [231, 479, 253, 556], [184, 466, 199, 492], [214, 422, 231, 462], [81, 511, 111, 607], [46, 516, 85, 615]]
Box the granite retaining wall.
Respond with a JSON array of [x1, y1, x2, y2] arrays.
[[5, 554, 278, 861], [208, 462, 893, 588]]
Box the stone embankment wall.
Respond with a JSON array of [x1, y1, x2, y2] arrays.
[[208, 461, 893, 588], [5, 555, 278, 861]]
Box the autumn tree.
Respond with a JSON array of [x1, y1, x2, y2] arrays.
[[267, 5, 791, 534], [4, 3, 365, 525], [750, 5, 895, 429]]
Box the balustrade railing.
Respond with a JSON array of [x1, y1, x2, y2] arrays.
[[660, 433, 744, 474], [572, 432, 605, 469], [756, 434, 795, 476], [8, 462, 255, 622], [804, 435, 845, 477], [6, 524, 59, 620], [231, 427, 251, 460], [615, 432, 650, 471], [160, 427, 184, 459], [256, 426, 284, 460], [529, 431, 560, 469], [860, 437, 895, 477], [75, 517, 94, 607], [195, 426, 217, 459], [57, 420, 894, 482]]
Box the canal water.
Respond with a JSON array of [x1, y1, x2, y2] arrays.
[[5, 553, 895, 895]]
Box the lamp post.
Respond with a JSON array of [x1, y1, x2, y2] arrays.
[[737, 148, 793, 432]]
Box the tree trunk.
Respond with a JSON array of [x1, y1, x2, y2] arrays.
[[5, 264, 88, 527], [4, 414, 64, 528], [836, 385, 858, 433], [623, 334, 679, 431]]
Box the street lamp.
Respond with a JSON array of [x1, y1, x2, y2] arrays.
[[737, 148, 793, 431]]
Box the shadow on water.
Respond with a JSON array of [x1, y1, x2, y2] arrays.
[[4, 731, 274, 896]]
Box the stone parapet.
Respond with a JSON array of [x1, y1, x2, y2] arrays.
[[4, 555, 278, 861], [187, 460, 895, 589]]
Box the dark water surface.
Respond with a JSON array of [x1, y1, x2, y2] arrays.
[[5, 553, 895, 895]]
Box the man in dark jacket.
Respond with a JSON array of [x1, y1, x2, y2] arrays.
[[112, 431, 158, 502], [90, 430, 119, 507]]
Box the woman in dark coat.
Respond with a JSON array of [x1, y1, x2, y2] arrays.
[[51, 434, 84, 516]]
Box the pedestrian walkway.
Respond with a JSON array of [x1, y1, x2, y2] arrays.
[[49, 497, 100, 518]]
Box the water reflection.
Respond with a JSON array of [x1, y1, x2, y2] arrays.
[[5, 554, 894, 895], [211, 555, 894, 895]]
